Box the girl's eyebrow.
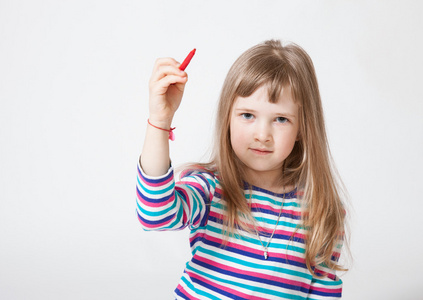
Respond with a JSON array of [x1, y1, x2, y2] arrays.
[[233, 108, 256, 113], [234, 107, 296, 119], [276, 112, 296, 119]]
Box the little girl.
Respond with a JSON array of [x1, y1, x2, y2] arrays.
[[137, 40, 348, 299]]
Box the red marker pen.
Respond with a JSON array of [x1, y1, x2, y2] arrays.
[[179, 48, 196, 71]]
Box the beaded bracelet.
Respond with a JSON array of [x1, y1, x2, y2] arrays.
[[147, 119, 176, 141]]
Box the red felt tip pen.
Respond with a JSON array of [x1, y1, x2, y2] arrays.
[[179, 48, 196, 71]]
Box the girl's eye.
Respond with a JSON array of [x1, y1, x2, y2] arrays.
[[241, 113, 254, 120], [276, 117, 288, 123]]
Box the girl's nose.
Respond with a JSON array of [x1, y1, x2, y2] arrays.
[[254, 122, 272, 143]]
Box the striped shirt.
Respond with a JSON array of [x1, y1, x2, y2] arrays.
[[136, 162, 343, 299]]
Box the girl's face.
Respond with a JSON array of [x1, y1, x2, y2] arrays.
[[230, 84, 299, 186]]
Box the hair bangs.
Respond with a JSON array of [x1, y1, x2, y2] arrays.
[[235, 55, 292, 103]]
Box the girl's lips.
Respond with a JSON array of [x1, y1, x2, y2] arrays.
[[250, 148, 272, 155]]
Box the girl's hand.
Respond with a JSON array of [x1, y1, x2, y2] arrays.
[[148, 57, 188, 127]]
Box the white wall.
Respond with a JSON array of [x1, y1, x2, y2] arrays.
[[1, 1, 422, 299]]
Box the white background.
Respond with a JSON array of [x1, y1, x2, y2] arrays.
[[1, 0, 422, 299]]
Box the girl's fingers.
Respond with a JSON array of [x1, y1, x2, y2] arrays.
[[150, 65, 186, 84], [152, 58, 180, 76], [153, 57, 179, 69], [151, 74, 188, 95]]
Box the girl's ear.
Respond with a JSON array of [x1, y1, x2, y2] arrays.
[[296, 131, 301, 141]]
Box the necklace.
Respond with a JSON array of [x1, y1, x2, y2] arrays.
[[255, 189, 286, 260]]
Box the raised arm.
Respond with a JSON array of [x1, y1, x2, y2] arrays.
[[140, 58, 188, 176]]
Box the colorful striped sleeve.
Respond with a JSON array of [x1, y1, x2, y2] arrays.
[[136, 159, 215, 231], [308, 238, 344, 299]]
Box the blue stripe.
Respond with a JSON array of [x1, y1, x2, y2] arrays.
[[137, 210, 175, 226], [312, 275, 343, 287], [136, 185, 174, 203], [189, 235, 204, 249], [309, 289, 342, 297], [248, 196, 301, 208], [137, 176, 175, 195], [136, 197, 176, 217], [186, 187, 201, 225], [244, 184, 298, 199], [137, 164, 173, 184], [180, 276, 220, 300], [251, 206, 301, 220], [190, 275, 245, 300], [165, 203, 186, 229], [174, 287, 191, 300], [253, 215, 299, 229]]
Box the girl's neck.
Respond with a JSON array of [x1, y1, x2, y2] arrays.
[[245, 171, 294, 194]]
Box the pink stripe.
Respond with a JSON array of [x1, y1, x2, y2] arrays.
[[205, 233, 262, 257], [186, 270, 269, 300], [292, 191, 303, 198], [313, 268, 338, 281], [208, 211, 224, 223], [195, 255, 312, 290], [252, 204, 302, 218], [309, 282, 342, 294], [136, 190, 175, 208], [178, 181, 204, 193], [215, 187, 223, 196], [190, 231, 206, 244], [178, 181, 208, 210], [137, 215, 172, 229], [332, 252, 341, 261], [175, 187, 191, 209], [250, 200, 301, 214], [174, 189, 193, 227], [179, 165, 211, 178], [176, 284, 201, 300], [255, 225, 306, 241]]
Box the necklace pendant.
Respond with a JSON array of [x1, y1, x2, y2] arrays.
[[264, 251, 268, 260]]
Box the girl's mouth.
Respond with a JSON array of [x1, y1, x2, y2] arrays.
[[250, 148, 272, 155]]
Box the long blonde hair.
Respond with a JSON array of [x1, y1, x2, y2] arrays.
[[195, 40, 347, 275]]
